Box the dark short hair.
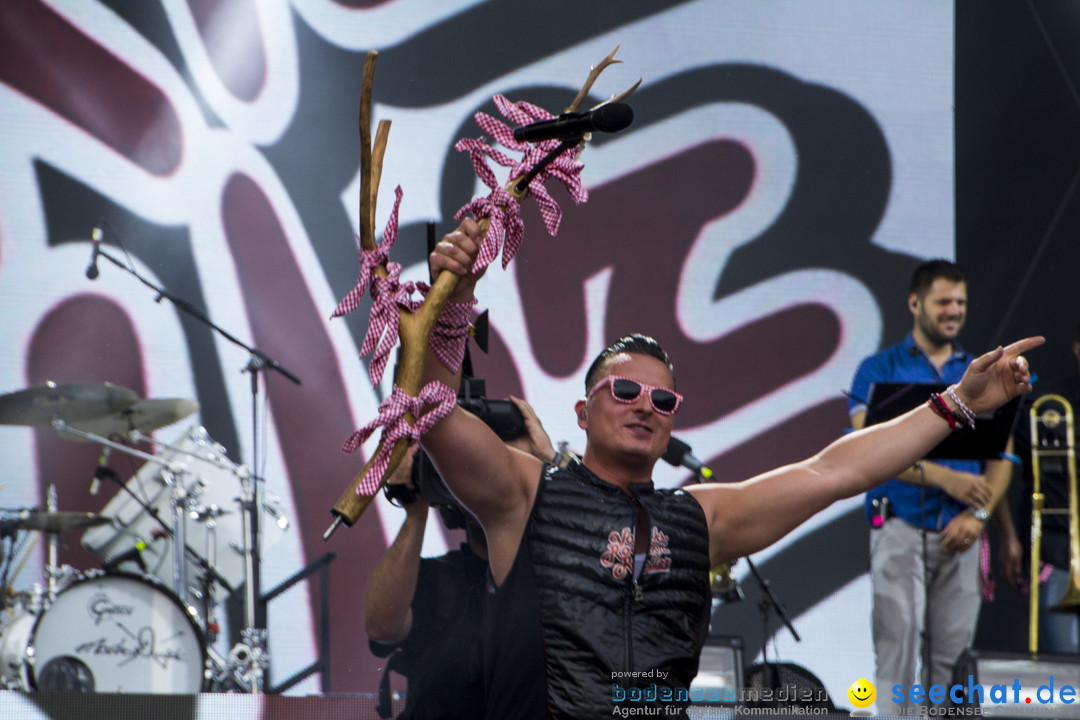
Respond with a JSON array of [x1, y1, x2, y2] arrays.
[[1074, 321, 1080, 346], [583, 334, 675, 393], [909, 259, 967, 299]]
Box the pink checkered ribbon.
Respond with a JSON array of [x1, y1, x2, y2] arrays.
[[454, 95, 587, 270], [430, 298, 476, 373], [330, 186, 405, 320], [341, 380, 457, 494], [454, 184, 525, 271], [361, 264, 427, 385], [978, 530, 994, 601], [1040, 562, 1056, 583], [980, 533, 1058, 601], [1016, 561, 1059, 596]]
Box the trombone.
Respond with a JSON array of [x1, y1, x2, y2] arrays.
[[1028, 393, 1080, 653]]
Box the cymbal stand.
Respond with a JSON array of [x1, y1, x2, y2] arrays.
[[161, 466, 188, 603], [191, 504, 226, 643], [44, 484, 59, 604], [224, 462, 268, 693]]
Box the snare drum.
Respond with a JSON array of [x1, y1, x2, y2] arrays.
[[19, 572, 206, 693]]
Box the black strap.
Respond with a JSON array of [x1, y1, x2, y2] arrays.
[[377, 647, 405, 719]]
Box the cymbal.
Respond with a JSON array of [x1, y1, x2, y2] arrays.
[[60, 398, 200, 441], [8, 511, 112, 534], [0, 382, 139, 426]]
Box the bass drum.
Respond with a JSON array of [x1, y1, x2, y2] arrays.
[[27, 572, 206, 693]]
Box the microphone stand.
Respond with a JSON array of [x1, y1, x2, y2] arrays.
[[746, 556, 801, 704], [686, 459, 800, 700], [88, 241, 301, 693], [512, 137, 584, 194]]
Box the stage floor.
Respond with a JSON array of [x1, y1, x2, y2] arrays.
[[0, 691, 393, 720], [0, 691, 871, 720]]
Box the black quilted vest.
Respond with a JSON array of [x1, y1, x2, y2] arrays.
[[485, 459, 711, 719]]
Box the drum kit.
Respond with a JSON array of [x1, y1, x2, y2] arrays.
[[0, 382, 288, 694]]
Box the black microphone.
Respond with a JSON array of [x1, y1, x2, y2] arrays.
[[89, 445, 110, 495], [103, 542, 147, 573], [662, 436, 713, 480], [85, 226, 103, 280], [512, 102, 633, 144]]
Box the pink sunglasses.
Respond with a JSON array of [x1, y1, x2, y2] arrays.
[[587, 376, 683, 415]]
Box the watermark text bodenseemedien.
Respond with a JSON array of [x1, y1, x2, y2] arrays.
[[612, 681, 829, 705]]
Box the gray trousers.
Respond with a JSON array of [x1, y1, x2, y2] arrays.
[[870, 517, 982, 715]]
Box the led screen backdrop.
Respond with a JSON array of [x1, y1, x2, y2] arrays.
[[0, 0, 954, 708]]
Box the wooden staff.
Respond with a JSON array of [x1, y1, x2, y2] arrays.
[[324, 48, 639, 540]]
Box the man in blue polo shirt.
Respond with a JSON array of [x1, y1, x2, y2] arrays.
[[848, 259, 1014, 715]]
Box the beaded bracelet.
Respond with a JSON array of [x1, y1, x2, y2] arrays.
[[945, 385, 977, 429], [926, 393, 963, 431]]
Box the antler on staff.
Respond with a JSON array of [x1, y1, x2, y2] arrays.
[[325, 48, 635, 540], [565, 45, 642, 114]]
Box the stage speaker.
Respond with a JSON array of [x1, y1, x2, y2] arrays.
[[952, 649, 1080, 719], [741, 660, 836, 712], [688, 635, 744, 706]]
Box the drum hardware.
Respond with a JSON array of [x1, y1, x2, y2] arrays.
[[83, 221, 302, 694], [223, 627, 268, 693], [82, 424, 287, 592], [710, 559, 744, 605], [2, 571, 209, 693], [162, 466, 190, 603], [90, 465, 235, 607], [56, 398, 200, 442], [6, 511, 113, 535], [262, 496, 290, 531], [0, 483, 208, 693], [0, 382, 139, 427], [231, 465, 269, 691], [1028, 394, 1080, 653], [78, 423, 289, 694], [190, 504, 228, 643], [54, 417, 202, 595], [0, 487, 114, 606]]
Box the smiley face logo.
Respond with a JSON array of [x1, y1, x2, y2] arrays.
[[848, 678, 875, 710]]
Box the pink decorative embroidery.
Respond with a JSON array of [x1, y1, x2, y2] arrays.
[[642, 527, 671, 575], [601, 527, 635, 580]]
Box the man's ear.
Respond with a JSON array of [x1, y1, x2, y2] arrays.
[[575, 400, 587, 429], [908, 292, 920, 315]]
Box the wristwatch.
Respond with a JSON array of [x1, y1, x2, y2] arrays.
[[971, 507, 990, 522]]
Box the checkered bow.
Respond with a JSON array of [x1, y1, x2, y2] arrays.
[[455, 95, 588, 271]]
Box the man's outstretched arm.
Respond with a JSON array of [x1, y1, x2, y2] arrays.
[[691, 336, 1043, 565]]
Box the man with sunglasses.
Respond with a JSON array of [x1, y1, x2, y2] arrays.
[[416, 220, 1041, 719]]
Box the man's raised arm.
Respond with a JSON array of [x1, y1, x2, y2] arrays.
[[418, 220, 542, 581]]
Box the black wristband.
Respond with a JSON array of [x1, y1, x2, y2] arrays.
[[383, 482, 420, 507]]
